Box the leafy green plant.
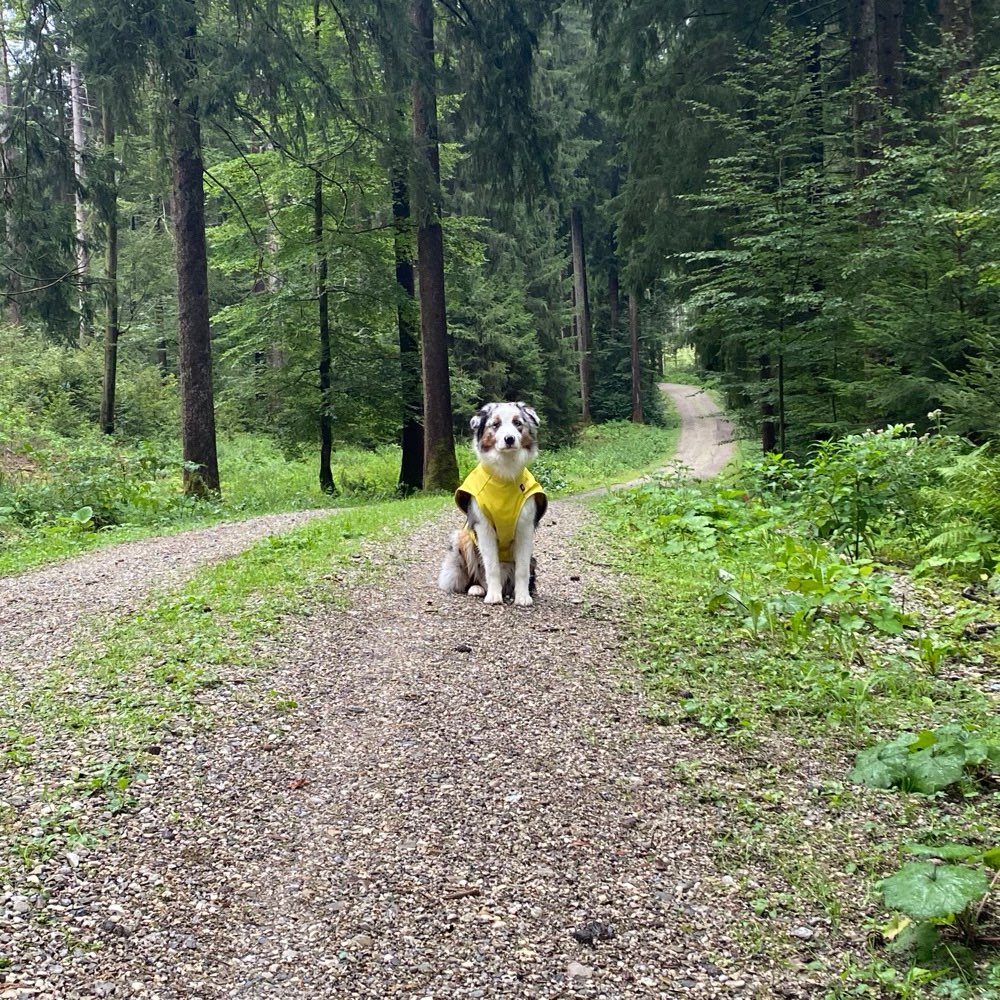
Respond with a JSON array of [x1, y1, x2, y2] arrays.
[[1, 728, 36, 768], [755, 426, 948, 561], [709, 535, 911, 650], [850, 726, 1000, 796], [74, 757, 148, 814], [877, 844, 999, 963]]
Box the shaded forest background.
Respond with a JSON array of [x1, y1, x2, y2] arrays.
[[1, 0, 1000, 496]]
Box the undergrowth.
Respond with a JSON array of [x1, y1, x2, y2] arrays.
[[1, 406, 678, 576], [599, 427, 1000, 998]]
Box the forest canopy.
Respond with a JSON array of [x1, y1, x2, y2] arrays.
[[1, 0, 999, 492]]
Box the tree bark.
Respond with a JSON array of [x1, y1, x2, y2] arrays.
[[99, 104, 119, 435], [315, 169, 335, 494], [314, 0, 335, 496], [608, 257, 620, 336], [849, 0, 880, 178], [938, 0, 974, 76], [410, 0, 457, 491], [0, 13, 19, 325], [393, 163, 423, 493], [628, 291, 643, 424], [172, 2, 220, 497], [569, 206, 591, 422], [876, 0, 903, 103], [70, 62, 89, 345], [760, 354, 777, 453]]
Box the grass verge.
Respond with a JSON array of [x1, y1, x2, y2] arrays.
[[0, 495, 444, 878], [596, 475, 1000, 999], [2, 421, 681, 578]]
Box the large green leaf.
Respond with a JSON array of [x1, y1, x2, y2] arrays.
[[905, 743, 969, 794], [903, 843, 982, 862], [879, 862, 990, 921], [849, 734, 914, 789]]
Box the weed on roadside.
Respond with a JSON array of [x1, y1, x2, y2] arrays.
[[597, 443, 1000, 998]]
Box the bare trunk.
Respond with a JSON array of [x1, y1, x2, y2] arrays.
[[876, 0, 903, 103], [411, 0, 457, 491], [760, 354, 777, 453], [393, 163, 423, 493], [628, 292, 643, 424], [0, 13, 19, 325], [569, 206, 591, 422], [608, 259, 620, 335], [172, 2, 220, 497], [938, 0, 975, 76], [314, 0, 334, 496], [70, 62, 89, 344], [315, 169, 335, 494], [99, 104, 119, 435], [849, 0, 880, 178], [155, 302, 169, 378]]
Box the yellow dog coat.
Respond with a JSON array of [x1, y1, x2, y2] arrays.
[[455, 465, 546, 562]]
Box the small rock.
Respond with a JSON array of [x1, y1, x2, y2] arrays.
[[791, 926, 814, 940], [567, 961, 594, 980], [453, 644, 473, 653], [571, 920, 616, 945]]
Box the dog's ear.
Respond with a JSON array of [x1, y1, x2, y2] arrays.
[[470, 404, 494, 436], [516, 403, 540, 427]]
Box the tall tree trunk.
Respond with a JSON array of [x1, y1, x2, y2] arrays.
[[876, 0, 904, 103], [99, 104, 119, 435], [410, 0, 457, 491], [393, 163, 423, 493], [849, 0, 880, 179], [155, 300, 169, 379], [70, 62, 89, 345], [608, 255, 620, 336], [315, 169, 335, 494], [777, 351, 787, 454], [172, 2, 220, 497], [760, 354, 777, 453], [0, 12, 19, 325], [628, 291, 643, 424], [939, 0, 974, 76], [314, 0, 335, 496], [569, 206, 591, 422]]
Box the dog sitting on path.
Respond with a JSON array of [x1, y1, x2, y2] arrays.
[[438, 402, 548, 607]]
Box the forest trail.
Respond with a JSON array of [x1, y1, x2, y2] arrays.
[[658, 383, 735, 481], [2, 403, 768, 999]]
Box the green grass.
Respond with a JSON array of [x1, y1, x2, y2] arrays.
[[0, 495, 445, 872], [595, 476, 1000, 998], [1, 420, 681, 578], [531, 419, 681, 495]]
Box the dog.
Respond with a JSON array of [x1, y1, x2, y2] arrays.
[[438, 401, 548, 607]]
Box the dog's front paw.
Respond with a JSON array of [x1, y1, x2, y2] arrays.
[[468, 585, 485, 597], [514, 592, 533, 608], [484, 590, 503, 605]]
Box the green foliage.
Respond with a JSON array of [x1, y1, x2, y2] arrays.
[[876, 845, 997, 966], [850, 727, 999, 796], [879, 862, 990, 924]]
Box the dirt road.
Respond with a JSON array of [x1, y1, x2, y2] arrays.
[[658, 382, 735, 480]]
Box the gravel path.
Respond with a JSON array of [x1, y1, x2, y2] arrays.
[[3, 508, 767, 1000], [0, 511, 329, 674], [2, 413, 782, 999], [658, 384, 735, 481]]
